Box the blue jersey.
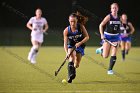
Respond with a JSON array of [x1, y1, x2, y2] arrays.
[[105, 14, 121, 34], [67, 24, 85, 48]]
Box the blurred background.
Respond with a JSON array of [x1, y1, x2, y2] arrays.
[[0, 0, 140, 46]]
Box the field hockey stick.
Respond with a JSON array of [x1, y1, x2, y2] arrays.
[[1, 2, 48, 35], [55, 46, 76, 76], [103, 39, 118, 47], [95, 32, 118, 47]]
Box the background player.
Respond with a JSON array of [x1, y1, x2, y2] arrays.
[[63, 13, 89, 83], [96, 3, 121, 74], [120, 13, 135, 61], [26, 8, 49, 64]]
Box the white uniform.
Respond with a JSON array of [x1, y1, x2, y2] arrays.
[[28, 17, 47, 43]]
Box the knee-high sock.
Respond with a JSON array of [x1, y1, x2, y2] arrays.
[[29, 46, 38, 59], [121, 50, 125, 60], [108, 56, 117, 70], [68, 61, 76, 78], [125, 49, 129, 55]]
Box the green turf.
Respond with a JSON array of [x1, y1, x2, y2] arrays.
[[0, 46, 140, 93]]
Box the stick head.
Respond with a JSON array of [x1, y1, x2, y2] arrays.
[[55, 71, 58, 76]]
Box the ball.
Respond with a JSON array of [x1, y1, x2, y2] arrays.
[[62, 79, 67, 84]]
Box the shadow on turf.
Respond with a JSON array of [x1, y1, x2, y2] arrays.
[[84, 55, 130, 80], [127, 57, 140, 62], [83, 54, 140, 85], [126, 72, 140, 75], [74, 80, 140, 84]]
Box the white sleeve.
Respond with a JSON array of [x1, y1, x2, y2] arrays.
[[43, 18, 47, 24], [28, 17, 34, 24]]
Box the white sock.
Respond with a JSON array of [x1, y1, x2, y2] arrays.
[[28, 47, 36, 61], [31, 52, 37, 61]]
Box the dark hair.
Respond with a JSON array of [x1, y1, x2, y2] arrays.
[[69, 13, 78, 19], [110, 3, 119, 9]]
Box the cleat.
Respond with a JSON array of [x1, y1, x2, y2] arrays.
[[96, 47, 103, 54], [67, 74, 76, 83], [30, 59, 36, 64], [122, 58, 125, 62], [30, 54, 36, 64], [67, 78, 72, 83], [107, 70, 114, 75]]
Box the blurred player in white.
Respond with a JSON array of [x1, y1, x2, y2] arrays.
[[26, 8, 48, 64]]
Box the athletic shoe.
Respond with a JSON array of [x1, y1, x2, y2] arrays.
[[96, 46, 103, 54], [107, 70, 114, 75], [30, 59, 36, 64], [30, 54, 36, 64], [122, 58, 125, 62], [67, 74, 76, 83]]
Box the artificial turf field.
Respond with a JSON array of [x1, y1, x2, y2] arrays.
[[0, 46, 140, 93]]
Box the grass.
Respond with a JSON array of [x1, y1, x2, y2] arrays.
[[0, 46, 140, 93]]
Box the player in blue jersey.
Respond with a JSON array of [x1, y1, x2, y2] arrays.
[[120, 13, 135, 61], [63, 13, 89, 83], [96, 3, 121, 74]]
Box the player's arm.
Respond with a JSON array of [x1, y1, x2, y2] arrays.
[[99, 15, 110, 39], [26, 17, 34, 31], [26, 22, 33, 31], [63, 27, 68, 54], [128, 22, 135, 35], [43, 18, 49, 32], [43, 23, 49, 32], [75, 25, 89, 48]]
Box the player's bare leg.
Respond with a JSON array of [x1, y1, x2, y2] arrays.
[[121, 41, 125, 61], [102, 42, 111, 58], [125, 42, 131, 54], [74, 53, 82, 68]]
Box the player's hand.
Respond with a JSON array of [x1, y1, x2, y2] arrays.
[[66, 53, 70, 59], [121, 34, 128, 38], [42, 29, 46, 33], [101, 34, 105, 40], [75, 42, 82, 48]]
